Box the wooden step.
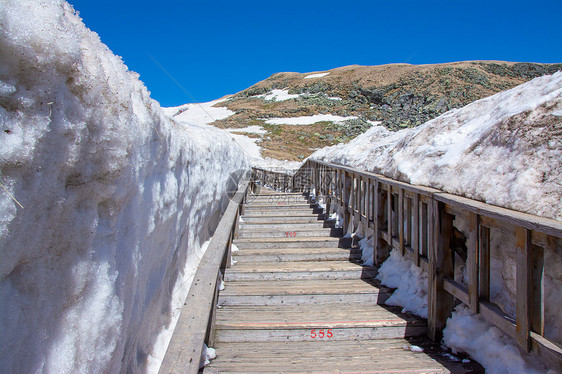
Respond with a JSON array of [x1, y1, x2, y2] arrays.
[[232, 248, 360, 263], [219, 278, 389, 306], [237, 227, 342, 238], [224, 261, 377, 281], [233, 237, 342, 249], [242, 209, 319, 216], [245, 202, 313, 208], [215, 303, 427, 342], [240, 216, 326, 223], [203, 339, 476, 373]]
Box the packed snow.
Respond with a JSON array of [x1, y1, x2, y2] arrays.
[[376, 250, 429, 318], [304, 72, 330, 79], [443, 305, 555, 374], [0, 1, 249, 374], [265, 114, 358, 126], [314, 73, 562, 373], [164, 97, 235, 126]]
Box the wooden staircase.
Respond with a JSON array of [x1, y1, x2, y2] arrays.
[[204, 189, 482, 373]]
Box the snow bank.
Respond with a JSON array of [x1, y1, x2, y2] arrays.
[[376, 250, 429, 318], [265, 114, 358, 126], [443, 305, 553, 374], [0, 1, 248, 373], [312, 72, 562, 220]]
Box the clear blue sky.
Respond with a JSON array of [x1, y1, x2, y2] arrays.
[[69, 0, 562, 107]]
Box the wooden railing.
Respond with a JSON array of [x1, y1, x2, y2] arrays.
[[159, 179, 251, 374], [252, 159, 562, 371]]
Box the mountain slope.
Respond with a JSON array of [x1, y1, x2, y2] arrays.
[[206, 61, 561, 161]]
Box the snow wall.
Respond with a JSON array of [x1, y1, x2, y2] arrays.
[[312, 72, 562, 373], [0, 1, 249, 373]]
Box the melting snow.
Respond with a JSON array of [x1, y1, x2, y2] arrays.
[[304, 72, 330, 79], [261, 89, 302, 101]]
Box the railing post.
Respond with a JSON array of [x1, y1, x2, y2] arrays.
[[479, 226, 491, 302], [428, 200, 454, 341], [412, 194, 420, 267], [398, 188, 405, 256], [516, 227, 532, 352], [468, 212, 479, 313], [343, 172, 351, 234]]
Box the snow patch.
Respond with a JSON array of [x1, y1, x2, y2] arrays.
[[265, 114, 358, 126], [261, 89, 302, 102], [443, 305, 552, 374], [304, 72, 330, 79], [227, 125, 267, 135], [376, 250, 429, 318]]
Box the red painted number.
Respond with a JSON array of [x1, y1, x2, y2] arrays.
[[310, 329, 332, 339], [285, 231, 297, 238]]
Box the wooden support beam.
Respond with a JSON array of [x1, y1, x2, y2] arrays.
[[479, 226, 491, 301], [530, 240, 545, 337], [413, 194, 420, 267], [421, 202, 428, 259], [468, 213, 479, 313], [387, 187, 393, 244], [399, 188, 405, 256], [516, 227, 532, 352], [427, 200, 454, 342]]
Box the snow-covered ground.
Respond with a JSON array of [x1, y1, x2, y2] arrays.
[[0, 1, 249, 373], [264, 114, 358, 126], [312, 72, 562, 373]]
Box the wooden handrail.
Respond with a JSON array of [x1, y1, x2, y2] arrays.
[[159, 178, 251, 374], [252, 159, 562, 371]]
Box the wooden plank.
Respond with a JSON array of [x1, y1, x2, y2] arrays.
[[443, 278, 469, 305], [413, 194, 420, 267], [387, 187, 393, 242], [434, 192, 562, 237], [427, 201, 454, 342], [468, 212, 479, 313], [479, 226, 491, 301], [479, 300, 517, 340], [530, 238, 548, 336], [399, 188, 405, 255], [373, 180, 381, 264], [516, 227, 531, 351], [530, 332, 562, 372], [308, 159, 440, 197]]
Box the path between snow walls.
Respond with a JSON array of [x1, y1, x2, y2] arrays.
[[0, 1, 249, 373]]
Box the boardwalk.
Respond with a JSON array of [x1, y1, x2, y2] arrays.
[[204, 189, 481, 373]]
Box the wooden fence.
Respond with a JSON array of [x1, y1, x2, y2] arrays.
[[253, 159, 562, 371]]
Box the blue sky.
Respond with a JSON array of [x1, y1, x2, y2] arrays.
[[69, 0, 562, 107]]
